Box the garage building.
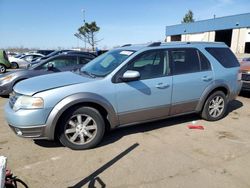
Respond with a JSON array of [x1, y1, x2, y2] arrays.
[[165, 13, 250, 54]]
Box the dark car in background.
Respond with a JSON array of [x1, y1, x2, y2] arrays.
[[33, 50, 55, 56], [0, 53, 94, 96], [30, 50, 97, 66], [240, 61, 250, 91]]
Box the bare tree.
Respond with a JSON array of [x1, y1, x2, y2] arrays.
[[75, 21, 101, 51]]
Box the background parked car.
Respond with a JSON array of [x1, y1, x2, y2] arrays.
[[0, 50, 12, 73], [29, 50, 97, 67], [28, 50, 55, 56], [9, 53, 44, 69], [241, 57, 250, 64], [0, 53, 94, 96], [30, 50, 73, 63], [240, 61, 250, 91], [6, 51, 19, 58]]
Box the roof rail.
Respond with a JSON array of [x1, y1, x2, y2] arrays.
[[148, 42, 161, 47], [121, 44, 132, 47]]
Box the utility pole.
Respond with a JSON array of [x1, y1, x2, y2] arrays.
[[81, 9, 87, 50]]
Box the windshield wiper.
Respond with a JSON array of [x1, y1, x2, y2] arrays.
[[81, 70, 96, 78]]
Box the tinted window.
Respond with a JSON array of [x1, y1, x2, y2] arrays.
[[171, 48, 200, 75], [198, 51, 211, 71], [51, 57, 77, 68], [205, 47, 239, 68], [40, 57, 77, 69], [128, 50, 168, 80], [79, 57, 92, 65]]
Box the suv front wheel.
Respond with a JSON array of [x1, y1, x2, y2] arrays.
[[57, 106, 105, 150], [201, 91, 228, 121]]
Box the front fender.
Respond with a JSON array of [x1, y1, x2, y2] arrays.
[[44, 92, 119, 140]]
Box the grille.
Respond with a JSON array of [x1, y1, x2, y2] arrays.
[[242, 73, 250, 81]]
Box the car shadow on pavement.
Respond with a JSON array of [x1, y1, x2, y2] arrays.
[[227, 99, 243, 113], [34, 139, 62, 148], [34, 99, 243, 149], [0, 95, 9, 98], [100, 113, 201, 148], [239, 91, 250, 98]]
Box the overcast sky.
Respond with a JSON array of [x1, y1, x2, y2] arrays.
[[0, 0, 249, 49]]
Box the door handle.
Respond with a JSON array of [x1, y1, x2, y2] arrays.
[[202, 76, 212, 82], [155, 83, 170, 89]]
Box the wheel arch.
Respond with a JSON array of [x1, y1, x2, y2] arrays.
[[11, 62, 19, 69], [196, 83, 230, 112], [44, 93, 118, 140]]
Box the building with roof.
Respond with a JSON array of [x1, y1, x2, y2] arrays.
[[165, 13, 250, 54]]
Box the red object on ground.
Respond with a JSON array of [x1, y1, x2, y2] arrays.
[[187, 125, 204, 130], [5, 168, 11, 176]]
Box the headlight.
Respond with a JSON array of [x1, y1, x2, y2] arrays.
[[13, 96, 44, 111], [0, 75, 14, 82]]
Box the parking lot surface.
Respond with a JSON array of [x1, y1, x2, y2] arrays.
[[0, 93, 250, 188]]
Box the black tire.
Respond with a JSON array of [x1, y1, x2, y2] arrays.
[[201, 91, 228, 121], [0, 64, 6, 73], [57, 106, 105, 150], [11, 62, 19, 69]]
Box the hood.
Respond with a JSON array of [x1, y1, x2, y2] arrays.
[[240, 62, 250, 72], [0, 69, 23, 79], [14, 71, 93, 96]]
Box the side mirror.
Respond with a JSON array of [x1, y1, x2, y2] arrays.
[[47, 63, 54, 70], [121, 70, 140, 82]]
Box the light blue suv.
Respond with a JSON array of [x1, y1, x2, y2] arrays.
[[4, 42, 242, 150]]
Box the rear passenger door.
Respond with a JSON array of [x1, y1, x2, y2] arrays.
[[170, 48, 213, 115]]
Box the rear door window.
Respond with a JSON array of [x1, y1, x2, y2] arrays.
[[198, 51, 211, 71], [205, 47, 239, 68], [171, 48, 200, 75]]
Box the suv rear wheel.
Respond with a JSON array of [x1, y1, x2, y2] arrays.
[[201, 91, 228, 121], [57, 106, 105, 150]]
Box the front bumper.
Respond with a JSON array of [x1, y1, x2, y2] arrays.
[[8, 124, 47, 139], [241, 81, 250, 91], [4, 102, 52, 139]]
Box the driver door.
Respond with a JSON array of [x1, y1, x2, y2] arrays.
[[114, 49, 173, 125]]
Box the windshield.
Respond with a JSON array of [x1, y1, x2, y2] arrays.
[[80, 49, 134, 77]]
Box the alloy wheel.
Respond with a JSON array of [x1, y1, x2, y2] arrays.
[[64, 114, 97, 145], [208, 96, 225, 118]]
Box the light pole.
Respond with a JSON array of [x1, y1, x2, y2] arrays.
[[81, 9, 87, 50]]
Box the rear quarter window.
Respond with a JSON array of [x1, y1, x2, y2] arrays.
[[205, 47, 239, 68]]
